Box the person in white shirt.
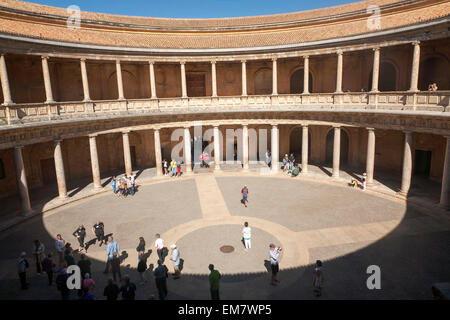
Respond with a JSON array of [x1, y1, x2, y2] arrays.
[[269, 243, 282, 285], [242, 222, 251, 251], [154, 234, 165, 262]]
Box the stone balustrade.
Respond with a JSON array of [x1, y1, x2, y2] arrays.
[[1, 91, 449, 125]]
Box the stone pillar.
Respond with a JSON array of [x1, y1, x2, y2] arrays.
[[272, 57, 278, 95], [400, 131, 413, 195], [54, 139, 67, 199], [89, 134, 101, 190], [332, 126, 341, 178], [303, 56, 309, 94], [301, 125, 309, 173], [241, 60, 247, 96], [184, 127, 192, 173], [41, 56, 55, 103], [0, 54, 13, 105], [122, 131, 132, 176], [14, 146, 32, 214], [271, 125, 279, 173], [335, 51, 343, 93], [180, 61, 187, 98], [242, 124, 249, 170], [154, 129, 163, 176], [149, 61, 157, 99], [116, 60, 125, 100], [211, 60, 217, 97], [439, 136, 450, 208], [366, 128, 376, 184], [409, 41, 421, 92], [80, 58, 91, 101], [371, 48, 380, 92], [213, 125, 221, 171]]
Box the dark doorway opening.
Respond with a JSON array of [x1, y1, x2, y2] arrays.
[[40, 158, 56, 185], [130, 146, 137, 168], [290, 69, 313, 93], [414, 150, 431, 177], [289, 127, 311, 160]]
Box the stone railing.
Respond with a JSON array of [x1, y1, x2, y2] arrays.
[[1, 91, 449, 125]]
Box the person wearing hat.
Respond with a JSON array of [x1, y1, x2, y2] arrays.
[[18, 252, 29, 290], [241, 185, 249, 207], [170, 244, 180, 279]]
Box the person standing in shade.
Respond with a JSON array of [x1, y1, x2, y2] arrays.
[[55, 234, 65, 266], [137, 252, 147, 285], [41, 253, 55, 286], [136, 237, 145, 262], [111, 176, 116, 194], [92, 221, 105, 247], [82, 273, 95, 296], [208, 264, 221, 300], [104, 278, 120, 301], [33, 240, 45, 275], [241, 185, 249, 208], [265, 150, 272, 168], [77, 254, 91, 280], [104, 236, 120, 274], [73, 225, 86, 253], [64, 247, 76, 267], [120, 275, 137, 300], [269, 244, 282, 285], [154, 234, 165, 262], [55, 264, 70, 300], [111, 252, 122, 282], [170, 244, 180, 279], [313, 260, 324, 297], [18, 252, 29, 290], [154, 259, 169, 300], [242, 222, 252, 251]]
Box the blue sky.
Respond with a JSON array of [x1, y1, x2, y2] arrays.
[[26, 0, 358, 18]]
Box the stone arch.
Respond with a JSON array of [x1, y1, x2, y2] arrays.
[[325, 127, 349, 166], [107, 70, 139, 99], [368, 60, 398, 91], [289, 68, 314, 93], [254, 67, 272, 95], [419, 55, 450, 91], [288, 126, 311, 159]]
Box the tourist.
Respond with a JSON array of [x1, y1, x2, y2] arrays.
[[77, 253, 91, 280], [64, 247, 76, 267], [242, 222, 252, 251], [428, 83, 438, 92], [269, 244, 282, 285], [17, 252, 29, 290], [265, 150, 272, 168], [241, 185, 249, 207], [111, 252, 122, 282], [73, 225, 86, 252], [350, 178, 359, 188], [203, 152, 210, 168], [104, 236, 120, 274], [92, 221, 105, 247], [120, 275, 137, 300], [55, 264, 70, 300], [154, 234, 165, 262], [127, 176, 134, 195], [170, 244, 180, 279], [362, 173, 367, 191], [55, 234, 65, 266], [163, 159, 169, 176], [104, 278, 120, 300], [282, 154, 288, 172], [33, 240, 45, 275], [41, 253, 55, 285], [176, 162, 182, 177], [208, 264, 221, 300], [313, 260, 324, 297], [289, 153, 295, 170], [136, 237, 146, 262], [137, 253, 147, 285], [170, 159, 177, 176], [131, 173, 136, 193], [111, 176, 116, 194], [82, 273, 95, 295], [154, 259, 169, 300], [121, 176, 128, 196]]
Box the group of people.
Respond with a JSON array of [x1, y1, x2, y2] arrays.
[[350, 172, 367, 191], [163, 159, 183, 177], [111, 174, 137, 197], [428, 83, 438, 91]]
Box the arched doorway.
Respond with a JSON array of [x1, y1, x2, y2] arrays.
[[419, 57, 449, 90], [289, 127, 311, 160], [325, 129, 349, 166], [368, 61, 397, 91], [289, 69, 313, 93], [254, 68, 272, 95]]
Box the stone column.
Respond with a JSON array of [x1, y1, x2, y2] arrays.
[[116, 60, 125, 100], [149, 61, 157, 99], [180, 61, 187, 98], [80, 58, 91, 101], [122, 131, 132, 176], [41, 56, 55, 103], [241, 60, 247, 96], [400, 131, 413, 195], [272, 57, 278, 95], [439, 136, 450, 208], [54, 139, 67, 199], [213, 125, 221, 171], [301, 125, 309, 173], [211, 60, 217, 97], [335, 51, 343, 93], [366, 128, 376, 184], [154, 129, 162, 177], [0, 54, 12, 105], [371, 48, 380, 92], [409, 41, 421, 92], [303, 56, 309, 94], [242, 124, 249, 170], [271, 125, 279, 173], [89, 134, 101, 190], [332, 126, 341, 178], [184, 127, 192, 173], [14, 146, 31, 214]]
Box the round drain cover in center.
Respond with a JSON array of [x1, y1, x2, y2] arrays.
[[220, 245, 234, 253]]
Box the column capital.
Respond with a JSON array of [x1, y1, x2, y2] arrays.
[[41, 55, 50, 60], [372, 46, 380, 52], [336, 50, 343, 55], [180, 60, 186, 65], [403, 130, 413, 134], [241, 59, 247, 64], [271, 124, 278, 128], [54, 138, 63, 144], [115, 59, 121, 64], [122, 130, 130, 135], [148, 60, 156, 65], [211, 59, 217, 64], [14, 145, 25, 150], [333, 125, 341, 129], [183, 125, 191, 129], [80, 57, 87, 62], [411, 40, 420, 46], [88, 133, 98, 138], [301, 124, 309, 128], [271, 56, 278, 62], [366, 127, 376, 132], [213, 124, 220, 128], [303, 55, 309, 59]]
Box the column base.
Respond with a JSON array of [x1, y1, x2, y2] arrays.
[[58, 195, 69, 201], [397, 190, 409, 197], [21, 209, 33, 217]]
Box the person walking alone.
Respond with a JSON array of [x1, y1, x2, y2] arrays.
[[269, 244, 282, 285], [55, 234, 65, 266], [241, 185, 249, 207], [313, 260, 324, 297], [73, 225, 86, 253], [242, 222, 252, 251], [92, 221, 105, 247], [170, 244, 180, 279], [154, 234, 165, 262], [208, 264, 221, 300]]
